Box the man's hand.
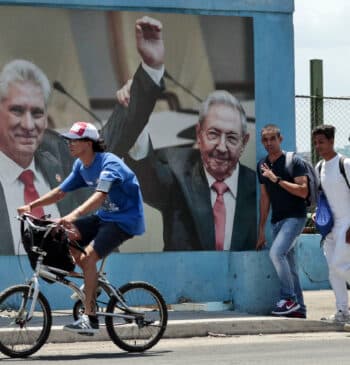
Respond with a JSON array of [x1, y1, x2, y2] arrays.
[[17, 204, 31, 215], [56, 216, 81, 241], [135, 16, 164, 69], [256, 231, 266, 251], [58, 211, 80, 226], [261, 163, 278, 183], [116, 79, 132, 107]]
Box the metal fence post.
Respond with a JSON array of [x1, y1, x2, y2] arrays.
[[310, 59, 323, 165]]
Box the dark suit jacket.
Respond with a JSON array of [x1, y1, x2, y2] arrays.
[[104, 66, 257, 251], [0, 132, 92, 255], [0, 65, 160, 255], [127, 147, 257, 251]]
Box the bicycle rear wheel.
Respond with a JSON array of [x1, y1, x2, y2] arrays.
[[0, 285, 51, 358], [105, 281, 168, 352]]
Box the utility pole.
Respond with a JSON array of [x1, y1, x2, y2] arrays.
[[310, 59, 323, 165]]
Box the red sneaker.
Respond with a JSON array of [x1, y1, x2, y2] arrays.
[[271, 299, 300, 315], [285, 310, 306, 319]]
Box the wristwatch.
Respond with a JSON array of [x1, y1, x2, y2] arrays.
[[275, 177, 281, 185]]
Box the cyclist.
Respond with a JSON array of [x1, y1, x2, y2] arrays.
[[17, 121, 145, 334]]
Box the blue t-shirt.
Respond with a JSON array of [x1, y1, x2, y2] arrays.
[[60, 152, 145, 235], [257, 152, 307, 223]]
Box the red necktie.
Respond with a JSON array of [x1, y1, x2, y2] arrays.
[[18, 170, 45, 218], [212, 181, 229, 251]]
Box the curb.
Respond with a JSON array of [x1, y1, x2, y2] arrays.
[[163, 317, 344, 337], [47, 317, 345, 343]]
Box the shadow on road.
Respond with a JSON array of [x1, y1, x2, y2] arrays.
[[0, 350, 173, 361]]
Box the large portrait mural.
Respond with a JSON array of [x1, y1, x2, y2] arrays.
[[0, 6, 256, 254]]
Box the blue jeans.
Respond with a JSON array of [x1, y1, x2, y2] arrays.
[[270, 217, 307, 312]]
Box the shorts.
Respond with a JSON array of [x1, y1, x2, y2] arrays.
[[73, 215, 133, 258]]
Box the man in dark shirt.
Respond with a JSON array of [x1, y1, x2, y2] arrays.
[[256, 124, 308, 318]]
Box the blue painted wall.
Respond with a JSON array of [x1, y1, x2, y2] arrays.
[[0, 0, 307, 314], [0, 251, 279, 314], [297, 234, 329, 291], [0, 233, 328, 314]]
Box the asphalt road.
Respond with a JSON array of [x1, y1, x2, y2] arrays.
[[2, 332, 350, 364]]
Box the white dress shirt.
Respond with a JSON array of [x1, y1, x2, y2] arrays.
[[0, 152, 60, 255]]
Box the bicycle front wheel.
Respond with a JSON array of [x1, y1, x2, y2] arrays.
[[106, 281, 168, 352], [0, 285, 52, 358]]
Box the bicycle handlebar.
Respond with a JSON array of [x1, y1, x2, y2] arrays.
[[18, 213, 87, 255], [18, 214, 55, 230]]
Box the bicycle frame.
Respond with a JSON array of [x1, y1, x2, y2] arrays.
[[24, 255, 145, 322], [21, 215, 145, 322]]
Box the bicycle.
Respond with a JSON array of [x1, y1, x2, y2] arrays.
[[0, 213, 168, 358]]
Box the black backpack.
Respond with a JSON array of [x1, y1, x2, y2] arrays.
[[285, 152, 319, 206], [21, 217, 75, 283]]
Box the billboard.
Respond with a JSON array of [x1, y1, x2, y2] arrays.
[[0, 6, 255, 254]]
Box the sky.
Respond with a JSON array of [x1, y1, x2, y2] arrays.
[[294, 0, 350, 153], [294, 0, 350, 97]]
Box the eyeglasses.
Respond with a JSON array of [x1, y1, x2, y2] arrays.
[[203, 130, 242, 147]]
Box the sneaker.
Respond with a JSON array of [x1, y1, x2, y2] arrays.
[[321, 310, 350, 323], [285, 309, 307, 319], [63, 314, 99, 335], [271, 299, 300, 315]]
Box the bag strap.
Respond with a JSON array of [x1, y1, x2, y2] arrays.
[[316, 160, 324, 191], [317, 156, 350, 190], [285, 151, 295, 177], [339, 156, 350, 189]]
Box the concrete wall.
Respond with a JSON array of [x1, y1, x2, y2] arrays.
[[297, 234, 329, 291], [0, 0, 303, 314], [0, 233, 329, 314]]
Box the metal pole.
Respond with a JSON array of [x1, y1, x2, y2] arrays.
[[310, 59, 323, 165]]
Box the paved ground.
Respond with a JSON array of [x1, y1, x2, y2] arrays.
[[304, 290, 336, 321]]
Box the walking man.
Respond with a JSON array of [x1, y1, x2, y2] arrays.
[[256, 124, 308, 317], [313, 124, 350, 322]]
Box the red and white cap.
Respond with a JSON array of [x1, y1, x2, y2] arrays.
[[61, 121, 99, 141]]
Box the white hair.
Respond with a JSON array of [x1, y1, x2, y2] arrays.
[[198, 90, 248, 136], [0, 59, 51, 106]]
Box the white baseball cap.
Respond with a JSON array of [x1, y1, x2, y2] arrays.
[[61, 121, 100, 141]]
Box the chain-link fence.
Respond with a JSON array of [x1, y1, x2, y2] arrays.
[[296, 95, 350, 160]]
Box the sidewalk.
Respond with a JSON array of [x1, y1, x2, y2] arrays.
[[46, 290, 346, 343]]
